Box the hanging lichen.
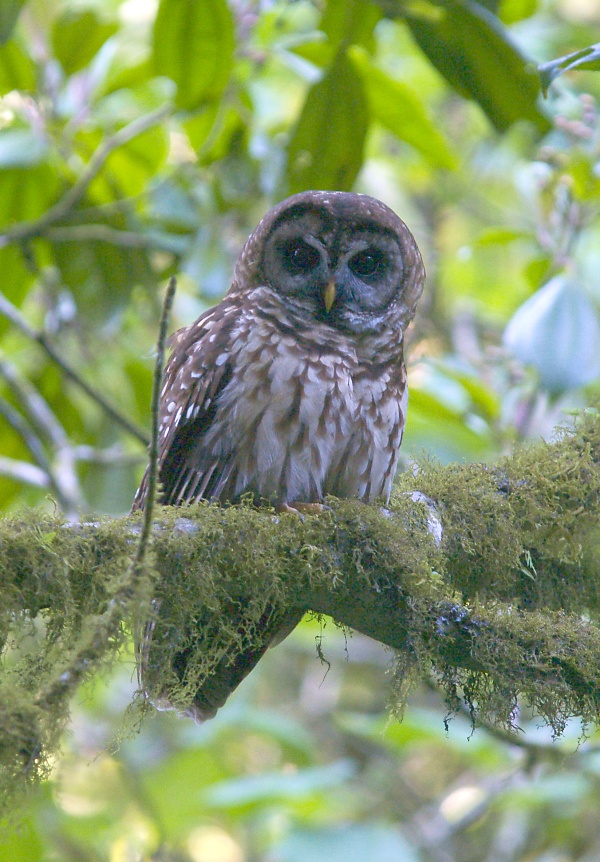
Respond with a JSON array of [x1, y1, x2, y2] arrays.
[[0, 410, 599, 815]]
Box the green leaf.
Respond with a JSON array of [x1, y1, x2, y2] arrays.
[[0, 0, 26, 45], [153, 0, 235, 110], [78, 125, 168, 203], [320, 0, 382, 54], [0, 815, 44, 860], [349, 47, 457, 169], [498, 0, 538, 24], [0, 162, 59, 227], [287, 51, 368, 193], [475, 226, 533, 245], [184, 99, 248, 165], [203, 760, 356, 809], [0, 129, 48, 167], [402, 0, 550, 134], [141, 747, 226, 841], [0, 38, 36, 93], [539, 43, 600, 97], [404, 388, 494, 461], [273, 825, 420, 862], [183, 102, 221, 151], [289, 37, 332, 70], [52, 210, 155, 320], [427, 358, 501, 419], [51, 9, 118, 76], [0, 247, 35, 328], [568, 153, 600, 202], [104, 125, 168, 198], [503, 274, 600, 394]]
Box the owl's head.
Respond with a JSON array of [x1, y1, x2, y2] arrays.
[[233, 191, 425, 335]]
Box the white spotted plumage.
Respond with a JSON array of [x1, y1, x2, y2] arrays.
[[132, 190, 424, 721]]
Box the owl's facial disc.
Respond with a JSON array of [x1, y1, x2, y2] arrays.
[[260, 202, 413, 334]]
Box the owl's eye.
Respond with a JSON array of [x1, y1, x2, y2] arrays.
[[280, 239, 320, 275], [349, 247, 386, 278]]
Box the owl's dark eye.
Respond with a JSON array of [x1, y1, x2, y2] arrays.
[[280, 239, 320, 275], [349, 247, 387, 279]]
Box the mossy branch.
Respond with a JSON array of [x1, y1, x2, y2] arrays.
[[1, 410, 599, 811]]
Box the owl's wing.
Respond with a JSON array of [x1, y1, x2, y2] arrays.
[[132, 299, 303, 720], [132, 301, 240, 510]]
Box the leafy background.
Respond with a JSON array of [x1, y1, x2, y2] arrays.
[[1, 0, 600, 859]]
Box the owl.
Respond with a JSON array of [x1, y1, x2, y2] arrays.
[[133, 190, 425, 720]]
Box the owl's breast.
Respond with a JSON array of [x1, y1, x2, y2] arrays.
[[212, 314, 406, 505]]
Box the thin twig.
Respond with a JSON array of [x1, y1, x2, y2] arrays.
[[0, 396, 51, 477], [129, 277, 176, 701], [0, 355, 67, 448], [0, 292, 149, 446], [46, 224, 188, 254], [0, 456, 49, 488], [0, 355, 81, 512], [46, 225, 154, 247], [36, 279, 177, 713], [0, 103, 172, 248], [131, 276, 177, 572], [72, 444, 147, 466], [409, 763, 526, 860]]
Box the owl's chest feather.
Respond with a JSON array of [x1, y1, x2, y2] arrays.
[[213, 316, 406, 503]]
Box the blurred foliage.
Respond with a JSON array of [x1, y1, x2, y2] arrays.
[[0, 0, 600, 859]]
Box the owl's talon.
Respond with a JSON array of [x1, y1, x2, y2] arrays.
[[278, 503, 304, 519], [277, 502, 330, 517]]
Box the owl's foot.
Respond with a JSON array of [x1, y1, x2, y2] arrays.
[[278, 502, 330, 517]]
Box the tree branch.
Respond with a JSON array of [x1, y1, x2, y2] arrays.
[[0, 359, 80, 512], [45, 225, 188, 254], [0, 292, 149, 446], [0, 356, 68, 449], [132, 276, 177, 573], [0, 396, 51, 478], [0, 409, 599, 808], [0, 280, 179, 801], [0, 104, 173, 248], [0, 456, 49, 489]]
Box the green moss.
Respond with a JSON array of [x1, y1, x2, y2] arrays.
[[0, 510, 154, 816], [0, 410, 599, 813]]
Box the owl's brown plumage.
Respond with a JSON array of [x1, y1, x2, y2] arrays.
[[133, 191, 425, 720]]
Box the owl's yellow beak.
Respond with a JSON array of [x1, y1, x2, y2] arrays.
[[323, 280, 336, 313]]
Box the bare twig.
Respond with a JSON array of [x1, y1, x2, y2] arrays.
[[0, 357, 81, 512], [0, 292, 149, 446], [0, 356, 67, 448], [72, 444, 147, 466], [46, 225, 188, 254], [0, 396, 51, 477], [35, 279, 177, 713], [46, 225, 155, 247], [133, 276, 177, 569], [409, 764, 526, 861], [0, 456, 49, 488], [0, 103, 173, 248]]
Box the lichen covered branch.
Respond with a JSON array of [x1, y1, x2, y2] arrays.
[[0, 410, 599, 811]]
